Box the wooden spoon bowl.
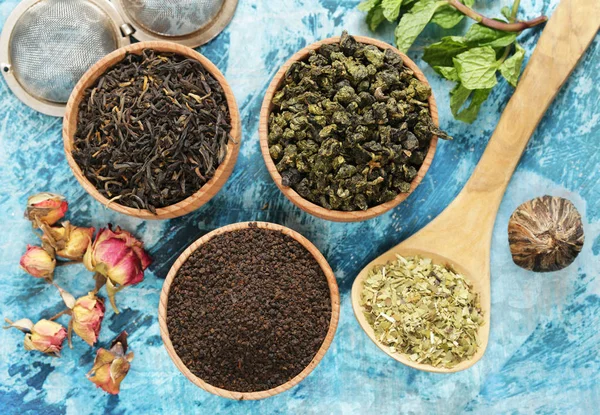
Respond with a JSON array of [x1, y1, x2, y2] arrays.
[[63, 41, 241, 220], [259, 36, 439, 222], [351, 0, 599, 373], [158, 221, 340, 400], [352, 248, 489, 373]]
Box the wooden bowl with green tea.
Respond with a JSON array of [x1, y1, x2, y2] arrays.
[[259, 34, 441, 222], [63, 41, 241, 220], [158, 222, 340, 400]]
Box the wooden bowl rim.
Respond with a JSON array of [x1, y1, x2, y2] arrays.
[[259, 35, 439, 223], [158, 221, 341, 400], [62, 41, 241, 220]]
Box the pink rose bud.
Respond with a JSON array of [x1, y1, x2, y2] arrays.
[[5, 319, 68, 357], [25, 193, 68, 226], [20, 245, 56, 279], [87, 331, 133, 394], [43, 223, 95, 261], [84, 226, 151, 313], [72, 293, 105, 346], [84, 226, 152, 286]]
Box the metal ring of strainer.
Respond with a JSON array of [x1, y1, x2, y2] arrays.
[[0, 0, 129, 116], [113, 0, 238, 47]]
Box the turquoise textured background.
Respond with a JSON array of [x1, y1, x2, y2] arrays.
[[0, 1, 598, 414]]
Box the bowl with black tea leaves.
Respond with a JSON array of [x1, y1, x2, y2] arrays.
[[259, 32, 446, 222], [159, 222, 340, 400], [63, 41, 241, 220]]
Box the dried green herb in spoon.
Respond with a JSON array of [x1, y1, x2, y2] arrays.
[[360, 255, 484, 368]]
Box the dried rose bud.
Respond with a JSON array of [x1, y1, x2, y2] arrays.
[[5, 318, 67, 357], [72, 293, 105, 346], [42, 223, 95, 261], [20, 245, 56, 279], [84, 226, 152, 313], [25, 193, 68, 226], [87, 331, 133, 394]]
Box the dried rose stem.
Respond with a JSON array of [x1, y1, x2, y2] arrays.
[[447, 0, 547, 31], [49, 309, 70, 321]]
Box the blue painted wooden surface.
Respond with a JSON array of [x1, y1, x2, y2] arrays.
[[0, 1, 598, 414]]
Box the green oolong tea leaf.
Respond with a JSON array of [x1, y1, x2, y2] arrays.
[[435, 66, 459, 81], [422, 36, 469, 69], [395, 0, 446, 52], [431, 0, 474, 29], [358, 0, 381, 12], [453, 46, 499, 90], [464, 23, 518, 48], [360, 255, 484, 368], [450, 84, 492, 124], [500, 43, 525, 87], [382, 0, 403, 21], [268, 32, 450, 212], [367, 4, 387, 31]]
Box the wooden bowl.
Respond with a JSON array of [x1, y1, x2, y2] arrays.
[[158, 221, 340, 400], [259, 36, 439, 222], [63, 41, 241, 220]]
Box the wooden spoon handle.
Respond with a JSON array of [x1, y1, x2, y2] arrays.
[[464, 0, 600, 210]]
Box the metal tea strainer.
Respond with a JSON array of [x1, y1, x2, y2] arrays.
[[1, 0, 238, 116]]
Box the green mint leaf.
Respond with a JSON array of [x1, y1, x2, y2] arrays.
[[464, 24, 518, 48], [501, 6, 512, 21], [431, 6, 465, 28], [423, 36, 469, 68], [431, 0, 474, 29], [382, 0, 403, 21], [367, 4, 387, 31], [435, 66, 459, 81], [359, 0, 382, 12], [499, 43, 525, 87], [395, 0, 446, 52], [453, 46, 499, 90], [450, 84, 492, 123], [450, 83, 471, 114]]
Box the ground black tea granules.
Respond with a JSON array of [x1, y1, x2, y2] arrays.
[[73, 49, 232, 213], [268, 31, 451, 212], [167, 224, 332, 393]]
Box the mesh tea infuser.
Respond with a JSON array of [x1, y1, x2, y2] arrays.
[[1, 0, 238, 116]]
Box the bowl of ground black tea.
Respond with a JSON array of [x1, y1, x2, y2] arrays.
[[159, 222, 340, 400], [63, 41, 241, 220], [259, 32, 449, 222]]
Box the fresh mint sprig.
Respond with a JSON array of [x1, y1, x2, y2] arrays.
[[358, 0, 546, 123]]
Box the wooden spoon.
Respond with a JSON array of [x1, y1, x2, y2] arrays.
[[351, 0, 600, 373]]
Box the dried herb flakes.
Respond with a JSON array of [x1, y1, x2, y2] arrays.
[[360, 255, 484, 368]]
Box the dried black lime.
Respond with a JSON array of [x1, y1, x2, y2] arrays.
[[268, 31, 451, 211], [167, 224, 332, 393]]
